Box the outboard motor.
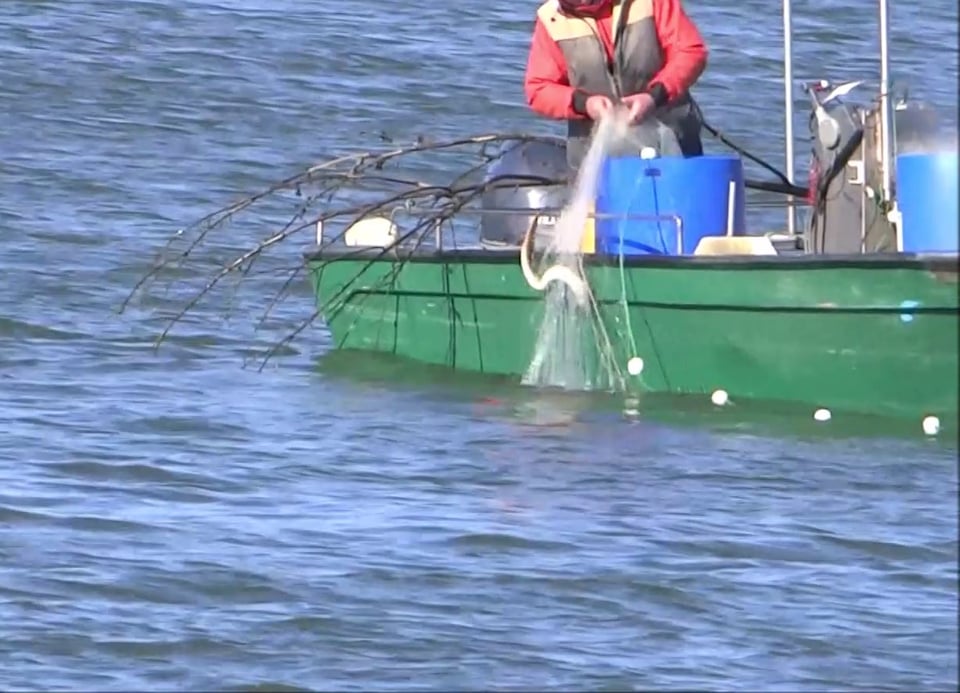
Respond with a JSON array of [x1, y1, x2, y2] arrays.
[[803, 79, 945, 254], [479, 137, 570, 248]]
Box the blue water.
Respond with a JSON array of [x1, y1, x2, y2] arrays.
[[0, 1, 957, 690]]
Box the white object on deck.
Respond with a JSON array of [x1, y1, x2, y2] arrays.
[[343, 216, 398, 247], [627, 357, 644, 375], [693, 235, 779, 256], [692, 180, 779, 256], [814, 408, 832, 422], [711, 389, 729, 406]]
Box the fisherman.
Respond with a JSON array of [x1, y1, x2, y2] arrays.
[[523, 0, 708, 170]]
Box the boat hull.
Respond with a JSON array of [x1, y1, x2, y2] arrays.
[[305, 247, 959, 422]]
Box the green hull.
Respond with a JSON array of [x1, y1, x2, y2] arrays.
[[305, 247, 959, 422]]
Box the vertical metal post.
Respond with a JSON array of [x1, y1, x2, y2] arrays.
[[783, 0, 796, 235], [879, 0, 894, 206]]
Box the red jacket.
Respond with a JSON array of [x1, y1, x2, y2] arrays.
[[524, 0, 707, 119]]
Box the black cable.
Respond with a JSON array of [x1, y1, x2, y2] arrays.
[[744, 178, 808, 197], [690, 98, 809, 197]]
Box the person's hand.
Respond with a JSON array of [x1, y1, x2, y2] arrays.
[[621, 93, 656, 124], [585, 95, 614, 121]]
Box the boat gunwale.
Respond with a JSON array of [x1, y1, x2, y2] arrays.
[[302, 245, 960, 273]]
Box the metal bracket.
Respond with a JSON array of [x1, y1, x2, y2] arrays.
[[848, 159, 865, 185]]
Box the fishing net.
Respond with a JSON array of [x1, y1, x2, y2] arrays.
[[521, 110, 678, 394]]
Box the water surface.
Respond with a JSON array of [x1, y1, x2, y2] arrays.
[[0, 1, 957, 690]]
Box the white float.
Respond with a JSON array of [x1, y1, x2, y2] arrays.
[[711, 389, 729, 406], [922, 415, 940, 436]]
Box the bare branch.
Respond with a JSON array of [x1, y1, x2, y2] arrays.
[[125, 132, 568, 364]]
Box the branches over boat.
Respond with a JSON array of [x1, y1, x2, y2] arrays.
[[121, 131, 568, 367]]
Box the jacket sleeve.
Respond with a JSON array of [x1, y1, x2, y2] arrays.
[[647, 0, 708, 102], [523, 18, 589, 120]]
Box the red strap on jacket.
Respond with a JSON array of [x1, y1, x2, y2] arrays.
[[523, 0, 707, 120]]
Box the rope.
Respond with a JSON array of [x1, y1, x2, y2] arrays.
[[518, 217, 589, 305]]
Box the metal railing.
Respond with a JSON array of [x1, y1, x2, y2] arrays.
[[382, 204, 685, 254]]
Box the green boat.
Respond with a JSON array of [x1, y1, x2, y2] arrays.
[[302, 0, 958, 428], [305, 244, 957, 422]]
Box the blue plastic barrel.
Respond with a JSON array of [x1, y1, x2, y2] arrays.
[[896, 152, 959, 253], [594, 154, 747, 256]]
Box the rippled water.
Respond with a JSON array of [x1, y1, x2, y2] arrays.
[[0, 1, 957, 690]]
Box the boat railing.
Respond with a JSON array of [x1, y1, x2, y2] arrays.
[[380, 204, 684, 254]]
